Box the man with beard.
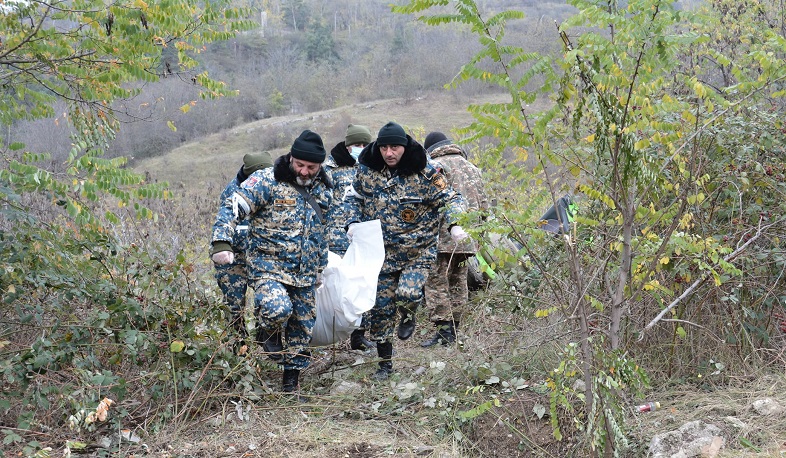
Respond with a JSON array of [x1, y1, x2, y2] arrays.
[[344, 122, 468, 380], [211, 130, 332, 395]]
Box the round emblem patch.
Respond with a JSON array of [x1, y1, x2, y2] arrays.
[[401, 209, 416, 222]]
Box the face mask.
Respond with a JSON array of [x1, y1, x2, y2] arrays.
[[350, 146, 363, 160]]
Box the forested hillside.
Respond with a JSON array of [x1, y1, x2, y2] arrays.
[[2, 0, 786, 457]]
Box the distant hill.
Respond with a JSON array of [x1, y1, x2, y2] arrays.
[[133, 91, 511, 190]]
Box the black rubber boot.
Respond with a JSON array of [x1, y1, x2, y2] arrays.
[[397, 304, 418, 340], [372, 341, 394, 380], [282, 369, 307, 402], [256, 327, 283, 360], [420, 320, 456, 347], [350, 329, 376, 351], [282, 369, 300, 392]]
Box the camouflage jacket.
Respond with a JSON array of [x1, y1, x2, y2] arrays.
[[323, 142, 358, 254], [345, 136, 465, 273], [429, 141, 488, 254], [218, 166, 255, 254], [211, 155, 333, 287]]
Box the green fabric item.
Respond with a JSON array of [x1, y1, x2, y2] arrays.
[[211, 241, 232, 256], [475, 252, 496, 280], [345, 124, 372, 146], [243, 151, 273, 175]]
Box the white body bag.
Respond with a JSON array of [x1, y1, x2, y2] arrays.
[[310, 220, 384, 346]]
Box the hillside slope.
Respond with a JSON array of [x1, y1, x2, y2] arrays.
[[133, 92, 510, 187]]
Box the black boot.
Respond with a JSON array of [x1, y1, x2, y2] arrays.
[[256, 327, 283, 360], [397, 304, 418, 340], [282, 369, 300, 392], [282, 369, 308, 402], [372, 341, 393, 380], [420, 320, 456, 347], [350, 329, 376, 351]]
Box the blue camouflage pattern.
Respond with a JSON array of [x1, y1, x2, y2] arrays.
[[212, 165, 332, 287], [344, 164, 465, 274], [344, 135, 466, 343], [323, 154, 356, 256], [365, 262, 430, 342], [212, 156, 332, 370], [252, 278, 315, 370], [214, 169, 253, 328]]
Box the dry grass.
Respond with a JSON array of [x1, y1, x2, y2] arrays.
[[133, 92, 514, 188], [125, 93, 786, 458]]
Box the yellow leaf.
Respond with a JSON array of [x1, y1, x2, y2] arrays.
[[659, 257, 669, 265], [516, 148, 528, 162], [170, 340, 185, 352], [643, 280, 660, 291], [167, 120, 177, 132], [634, 138, 650, 150], [586, 133, 596, 143], [7, 285, 15, 294]]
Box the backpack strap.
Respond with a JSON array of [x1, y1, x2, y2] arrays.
[[292, 184, 324, 225]]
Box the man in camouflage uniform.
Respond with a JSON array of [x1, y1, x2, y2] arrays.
[[211, 130, 332, 394], [344, 122, 468, 380], [213, 151, 274, 352], [421, 132, 488, 347], [324, 124, 376, 351]]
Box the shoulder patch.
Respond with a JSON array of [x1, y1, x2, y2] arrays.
[[432, 173, 447, 190], [242, 176, 260, 189]]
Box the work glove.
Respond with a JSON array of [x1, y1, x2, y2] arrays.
[[450, 225, 469, 243], [212, 251, 235, 265], [347, 223, 358, 242]]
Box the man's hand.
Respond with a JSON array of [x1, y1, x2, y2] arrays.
[[347, 223, 358, 242], [212, 251, 235, 265], [450, 225, 469, 242], [316, 272, 323, 288]]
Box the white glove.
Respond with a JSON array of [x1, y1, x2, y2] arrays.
[[347, 223, 358, 242], [450, 225, 469, 242], [212, 251, 235, 265]]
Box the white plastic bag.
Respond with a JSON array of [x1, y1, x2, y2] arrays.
[[310, 220, 384, 346]]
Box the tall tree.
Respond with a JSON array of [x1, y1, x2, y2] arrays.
[[1, 0, 255, 223], [395, 0, 786, 454]]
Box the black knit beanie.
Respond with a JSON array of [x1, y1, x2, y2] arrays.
[[423, 132, 448, 151], [376, 122, 408, 147], [290, 130, 326, 163]]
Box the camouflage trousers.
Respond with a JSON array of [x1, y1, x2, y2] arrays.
[[367, 262, 430, 343], [424, 252, 470, 323], [214, 256, 248, 334], [252, 278, 316, 370]]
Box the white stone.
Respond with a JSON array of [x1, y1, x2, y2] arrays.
[[751, 398, 784, 416], [648, 420, 724, 458]]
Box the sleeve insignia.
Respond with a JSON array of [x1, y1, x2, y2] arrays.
[[242, 176, 260, 189], [432, 174, 447, 190]]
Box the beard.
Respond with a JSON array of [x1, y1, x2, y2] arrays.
[[290, 162, 316, 187], [295, 176, 313, 186]]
